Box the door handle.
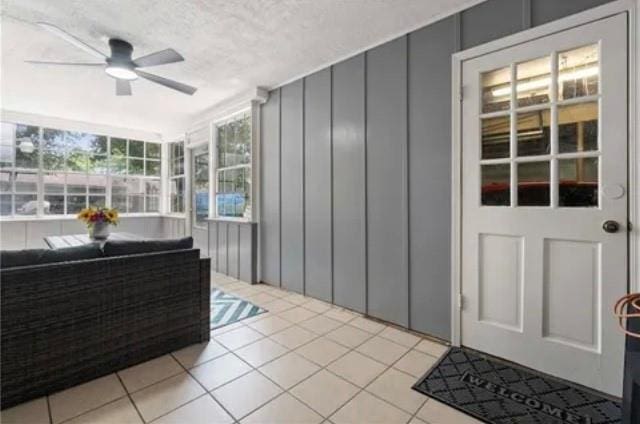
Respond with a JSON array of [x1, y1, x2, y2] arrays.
[[602, 220, 620, 233]]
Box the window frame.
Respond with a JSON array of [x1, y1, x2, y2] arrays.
[[168, 140, 186, 214], [0, 121, 162, 219], [213, 109, 252, 220]]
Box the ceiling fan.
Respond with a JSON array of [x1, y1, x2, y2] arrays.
[[26, 22, 197, 96]]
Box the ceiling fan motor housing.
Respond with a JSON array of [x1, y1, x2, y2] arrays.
[[107, 39, 134, 66]]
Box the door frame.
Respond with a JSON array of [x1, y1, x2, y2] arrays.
[[450, 0, 639, 346]]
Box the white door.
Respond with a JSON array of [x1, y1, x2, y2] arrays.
[[191, 144, 210, 255], [461, 14, 627, 396]]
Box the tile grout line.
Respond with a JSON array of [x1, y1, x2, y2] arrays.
[[113, 372, 147, 424]]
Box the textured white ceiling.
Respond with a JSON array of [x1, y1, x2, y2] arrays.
[[1, 0, 477, 137]]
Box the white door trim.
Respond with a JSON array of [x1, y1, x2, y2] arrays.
[[451, 0, 639, 346]]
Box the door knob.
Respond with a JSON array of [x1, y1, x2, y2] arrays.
[[602, 220, 620, 233]]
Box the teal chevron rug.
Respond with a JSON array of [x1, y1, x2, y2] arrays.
[[211, 288, 267, 330]]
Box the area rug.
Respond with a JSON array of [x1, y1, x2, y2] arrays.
[[413, 347, 621, 424], [211, 288, 267, 329]]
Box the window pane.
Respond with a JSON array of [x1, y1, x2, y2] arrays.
[[15, 124, 40, 169], [170, 177, 185, 213], [558, 102, 598, 153], [110, 156, 127, 174], [44, 195, 64, 214], [112, 195, 127, 212], [482, 67, 510, 113], [517, 110, 550, 157], [89, 154, 108, 174], [146, 142, 161, 159], [67, 151, 89, 172], [89, 135, 107, 154], [110, 138, 127, 156], [112, 177, 127, 196], [217, 126, 226, 168], [66, 195, 86, 213], [170, 142, 184, 176], [146, 196, 159, 212], [518, 161, 550, 206], [481, 116, 510, 159], [43, 129, 66, 171], [146, 160, 160, 176], [559, 157, 598, 207], [0, 170, 11, 192], [88, 175, 107, 194], [66, 173, 87, 194], [558, 44, 598, 101], [145, 180, 160, 196], [129, 140, 144, 157], [14, 172, 38, 193], [481, 164, 510, 206], [88, 195, 106, 208], [128, 158, 144, 175], [15, 194, 37, 215], [44, 173, 65, 193], [516, 56, 550, 107], [128, 195, 144, 213], [1, 122, 16, 168], [0, 194, 11, 215]]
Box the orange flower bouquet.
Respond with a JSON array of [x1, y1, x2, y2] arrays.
[[77, 207, 119, 239]]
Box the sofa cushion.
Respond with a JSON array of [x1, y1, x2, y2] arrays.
[[103, 237, 194, 257], [0, 244, 104, 269]]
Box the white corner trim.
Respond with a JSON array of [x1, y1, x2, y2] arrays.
[[450, 0, 640, 345], [0, 109, 162, 142]]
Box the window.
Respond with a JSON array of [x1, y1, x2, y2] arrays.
[[480, 44, 600, 208], [169, 141, 185, 213], [215, 111, 251, 218], [0, 122, 162, 217]]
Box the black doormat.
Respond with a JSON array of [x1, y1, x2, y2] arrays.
[[412, 347, 622, 424]]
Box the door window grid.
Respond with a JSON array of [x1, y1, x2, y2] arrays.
[[479, 44, 601, 208]]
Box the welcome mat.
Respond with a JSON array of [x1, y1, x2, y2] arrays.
[[412, 347, 621, 424], [211, 289, 267, 330]]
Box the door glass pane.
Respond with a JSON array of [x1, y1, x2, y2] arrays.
[[517, 110, 550, 156], [558, 44, 598, 101], [558, 102, 598, 153], [518, 161, 550, 206], [559, 157, 598, 207], [482, 67, 510, 113], [516, 56, 550, 107], [481, 164, 510, 206], [481, 116, 510, 159]]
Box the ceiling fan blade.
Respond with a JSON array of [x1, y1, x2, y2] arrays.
[[25, 60, 104, 66], [136, 70, 197, 95], [116, 79, 132, 96], [134, 48, 184, 68], [36, 22, 107, 59]]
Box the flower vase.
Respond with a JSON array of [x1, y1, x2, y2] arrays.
[[91, 222, 110, 240]]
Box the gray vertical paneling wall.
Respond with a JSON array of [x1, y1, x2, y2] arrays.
[[280, 81, 305, 293], [332, 55, 366, 313], [261, 89, 281, 286], [258, 0, 614, 339], [228, 224, 239, 279], [218, 223, 228, 275], [303, 69, 332, 302], [366, 37, 409, 327], [408, 17, 457, 340]]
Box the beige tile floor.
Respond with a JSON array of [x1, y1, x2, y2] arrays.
[[1, 273, 482, 424]]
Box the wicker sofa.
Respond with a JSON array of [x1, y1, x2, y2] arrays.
[[1, 246, 210, 409]]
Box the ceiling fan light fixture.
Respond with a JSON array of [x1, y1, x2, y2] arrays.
[[105, 64, 138, 81]]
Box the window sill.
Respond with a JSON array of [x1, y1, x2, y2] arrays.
[[206, 217, 256, 225], [0, 213, 163, 223]]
